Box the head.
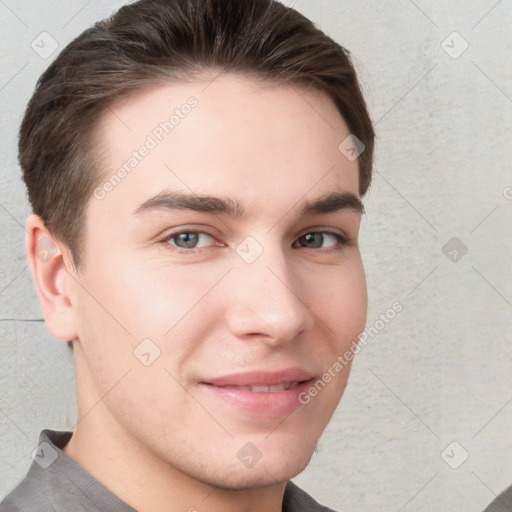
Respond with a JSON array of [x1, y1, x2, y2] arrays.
[[22, 0, 374, 493]]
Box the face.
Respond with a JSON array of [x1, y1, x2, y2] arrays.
[[68, 73, 367, 489]]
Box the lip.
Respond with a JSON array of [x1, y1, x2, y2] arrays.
[[199, 368, 316, 418], [203, 368, 315, 387]]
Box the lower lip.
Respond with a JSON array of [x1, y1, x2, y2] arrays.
[[198, 380, 314, 418]]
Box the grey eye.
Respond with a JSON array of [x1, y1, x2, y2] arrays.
[[167, 232, 214, 249], [296, 232, 341, 249]]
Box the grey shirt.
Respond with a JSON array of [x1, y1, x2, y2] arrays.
[[484, 486, 512, 512], [0, 429, 335, 512]]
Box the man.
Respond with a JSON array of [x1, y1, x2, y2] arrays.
[[0, 0, 374, 510]]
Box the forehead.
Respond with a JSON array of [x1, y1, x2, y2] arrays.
[[89, 74, 359, 219]]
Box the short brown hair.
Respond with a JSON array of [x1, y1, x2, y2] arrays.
[[19, 0, 374, 270]]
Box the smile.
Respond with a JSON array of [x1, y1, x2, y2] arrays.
[[199, 369, 316, 418], [217, 382, 300, 392]]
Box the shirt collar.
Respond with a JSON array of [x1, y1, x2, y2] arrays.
[[30, 429, 329, 512]]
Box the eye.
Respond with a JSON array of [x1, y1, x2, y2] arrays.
[[293, 231, 349, 250], [163, 231, 216, 250], [160, 229, 349, 254]]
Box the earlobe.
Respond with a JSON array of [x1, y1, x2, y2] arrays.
[[25, 214, 78, 342]]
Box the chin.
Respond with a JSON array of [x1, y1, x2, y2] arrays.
[[192, 447, 315, 491]]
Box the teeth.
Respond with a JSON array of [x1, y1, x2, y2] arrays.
[[252, 385, 271, 392], [222, 381, 299, 392]]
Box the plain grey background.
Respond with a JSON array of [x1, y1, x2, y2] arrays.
[[1, 1, 511, 510]]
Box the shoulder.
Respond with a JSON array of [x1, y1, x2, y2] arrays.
[[283, 481, 338, 512], [0, 429, 74, 511], [0, 429, 89, 512], [0, 464, 55, 512], [482, 484, 512, 512]]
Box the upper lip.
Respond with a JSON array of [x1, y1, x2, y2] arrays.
[[202, 367, 315, 387]]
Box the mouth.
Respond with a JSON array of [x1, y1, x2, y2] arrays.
[[199, 368, 316, 418], [216, 381, 301, 392]]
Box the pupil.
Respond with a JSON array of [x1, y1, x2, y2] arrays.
[[303, 233, 322, 248], [177, 232, 198, 248]]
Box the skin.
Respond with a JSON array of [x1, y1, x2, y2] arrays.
[[26, 73, 367, 512]]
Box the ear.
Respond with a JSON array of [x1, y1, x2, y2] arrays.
[[25, 214, 78, 342]]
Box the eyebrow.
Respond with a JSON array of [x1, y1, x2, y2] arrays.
[[133, 189, 363, 218]]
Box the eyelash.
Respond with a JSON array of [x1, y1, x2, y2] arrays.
[[160, 229, 351, 254]]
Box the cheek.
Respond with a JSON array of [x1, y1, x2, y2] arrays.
[[79, 249, 223, 333], [311, 259, 367, 348], [74, 254, 231, 379], [122, 261, 231, 340]]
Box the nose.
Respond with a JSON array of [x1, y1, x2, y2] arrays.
[[225, 246, 314, 347]]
